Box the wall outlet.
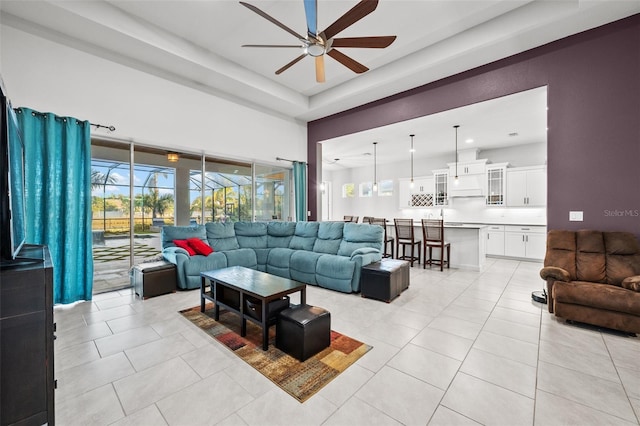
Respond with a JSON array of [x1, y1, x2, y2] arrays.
[[569, 211, 583, 221]]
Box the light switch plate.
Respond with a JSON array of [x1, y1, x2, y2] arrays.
[[569, 211, 583, 221]]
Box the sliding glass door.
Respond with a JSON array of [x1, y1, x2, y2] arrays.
[[255, 164, 291, 221], [91, 140, 290, 294], [91, 140, 133, 293]]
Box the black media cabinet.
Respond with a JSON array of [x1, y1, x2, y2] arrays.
[[0, 245, 55, 426]]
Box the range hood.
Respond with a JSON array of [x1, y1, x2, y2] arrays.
[[449, 187, 485, 197], [448, 149, 487, 198]]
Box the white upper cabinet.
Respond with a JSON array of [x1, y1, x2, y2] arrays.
[[486, 163, 509, 205], [506, 166, 547, 206], [447, 159, 488, 198], [398, 177, 434, 208], [433, 169, 448, 205]]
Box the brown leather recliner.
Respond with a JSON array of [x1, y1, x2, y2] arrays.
[[540, 230, 640, 334]]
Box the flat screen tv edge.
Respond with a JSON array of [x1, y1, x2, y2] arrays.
[[0, 76, 27, 264]]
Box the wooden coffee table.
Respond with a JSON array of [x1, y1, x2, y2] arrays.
[[200, 266, 306, 350]]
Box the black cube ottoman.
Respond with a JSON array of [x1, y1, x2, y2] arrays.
[[132, 261, 176, 299], [360, 259, 410, 302], [276, 305, 331, 361]]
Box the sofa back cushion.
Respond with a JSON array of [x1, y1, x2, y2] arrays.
[[604, 232, 640, 285], [234, 222, 268, 249], [205, 222, 240, 251], [161, 225, 206, 250], [267, 221, 296, 248], [313, 222, 344, 255], [289, 222, 319, 251], [544, 230, 577, 280], [337, 223, 383, 257], [576, 230, 606, 283]]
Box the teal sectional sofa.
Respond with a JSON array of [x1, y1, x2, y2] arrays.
[[161, 221, 384, 293]]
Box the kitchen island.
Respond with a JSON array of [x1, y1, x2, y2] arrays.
[[402, 222, 488, 271]]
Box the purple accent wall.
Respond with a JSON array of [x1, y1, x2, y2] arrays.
[[307, 14, 640, 235]]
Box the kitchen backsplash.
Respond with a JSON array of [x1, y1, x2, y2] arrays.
[[399, 197, 546, 226]]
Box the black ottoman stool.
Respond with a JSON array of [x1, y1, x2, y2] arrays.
[[276, 305, 331, 361]]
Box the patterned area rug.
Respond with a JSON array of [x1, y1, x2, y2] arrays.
[[179, 304, 372, 403]]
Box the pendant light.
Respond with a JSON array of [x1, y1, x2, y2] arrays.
[[372, 142, 378, 192], [453, 125, 459, 185], [409, 134, 415, 188]]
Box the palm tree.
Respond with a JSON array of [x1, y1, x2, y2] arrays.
[[91, 169, 117, 190]]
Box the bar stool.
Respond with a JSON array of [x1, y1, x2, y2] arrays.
[[394, 219, 421, 266], [371, 218, 394, 258], [421, 219, 450, 271]]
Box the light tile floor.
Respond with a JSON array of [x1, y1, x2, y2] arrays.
[[54, 258, 640, 425]]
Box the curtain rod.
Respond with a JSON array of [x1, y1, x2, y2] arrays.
[[15, 108, 116, 131], [276, 157, 307, 165], [92, 123, 116, 132], [276, 157, 295, 163]]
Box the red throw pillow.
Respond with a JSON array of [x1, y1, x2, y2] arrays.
[[187, 238, 214, 256], [173, 239, 196, 256]]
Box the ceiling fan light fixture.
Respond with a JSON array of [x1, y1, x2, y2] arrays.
[[307, 43, 325, 57]]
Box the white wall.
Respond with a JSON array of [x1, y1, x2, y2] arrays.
[[0, 25, 306, 164], [325, 142, 546, 225]]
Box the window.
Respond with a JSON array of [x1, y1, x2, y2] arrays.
[[359, 182, 373, 197], [202, 158, 252, 222], [378, 179, 393, 197], [342, 183, 355, 198]]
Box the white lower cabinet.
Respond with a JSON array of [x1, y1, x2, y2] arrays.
[[486, 225, 505, 256], [504, 226, 546, 260]]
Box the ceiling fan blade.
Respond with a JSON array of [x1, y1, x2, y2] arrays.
[[303, 0, 317, 36], [242, 44, 302, 48], [322, 0, 379, 40], [276, 54, 307, 75], [326, 49, 369, 73], [240, 1, 306, 41], [331, 36, 396, 49], [315, 56, 325, 83]]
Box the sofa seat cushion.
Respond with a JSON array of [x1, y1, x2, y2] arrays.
[[315, 255, 355, 293], [206, 222, 240, 251], [267, 248, 295, 278], [267, 222, 296, 248], [223, 248, 257, 269], [290, 251, 323, 285], [235, 222, 268, 249], [553, 281, 640, 316]]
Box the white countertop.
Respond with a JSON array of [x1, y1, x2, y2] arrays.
[[402, 221, 487, 229]]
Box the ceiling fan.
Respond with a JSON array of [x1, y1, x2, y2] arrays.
[[239, 0, 396, 83]]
